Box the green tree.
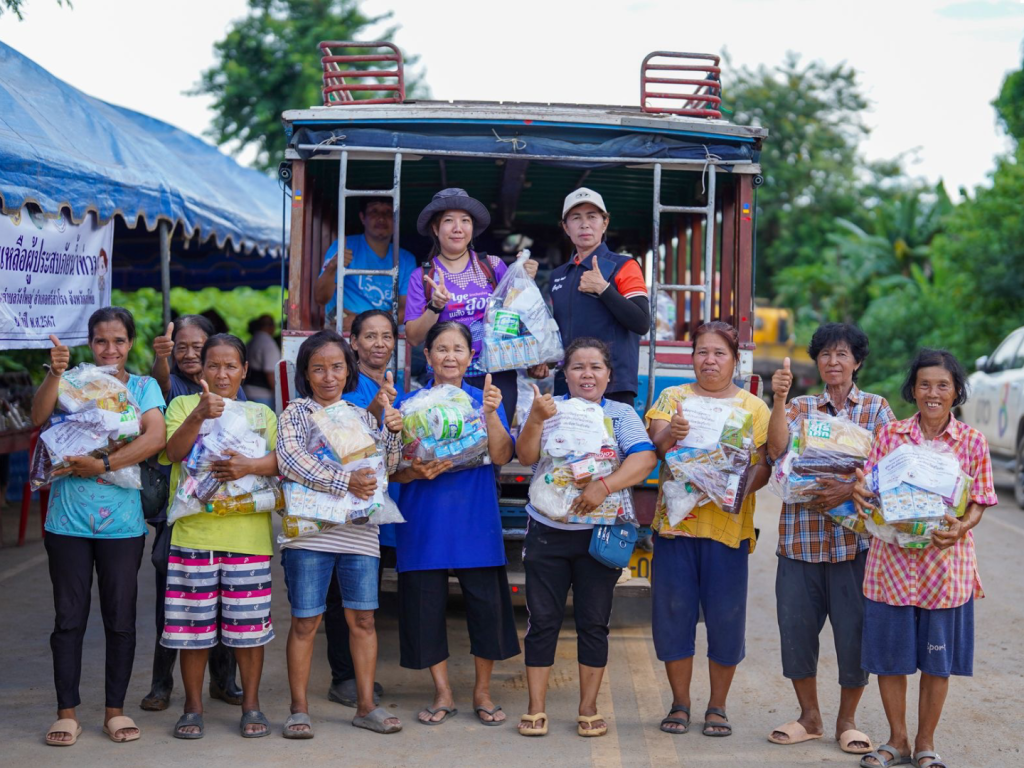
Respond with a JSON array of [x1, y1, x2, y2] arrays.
[[0, 0, 70, 19], [725, 52, 873, 294], [194, 0, 428, 172]]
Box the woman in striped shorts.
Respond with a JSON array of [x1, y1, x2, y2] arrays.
[[159, 334, 280, 739]]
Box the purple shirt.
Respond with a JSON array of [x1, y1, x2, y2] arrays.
[[406, 253, 507, 376]]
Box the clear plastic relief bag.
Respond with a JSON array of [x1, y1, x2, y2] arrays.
[[399, 384, 490, 471], [480, 251, 563, 373], [31, 363, 142, 490]]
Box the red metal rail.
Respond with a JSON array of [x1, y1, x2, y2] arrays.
[[641, 51, 722, 118], [320, 41, 405, 106]]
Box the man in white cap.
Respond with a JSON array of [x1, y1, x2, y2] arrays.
[[542, 188, 650, 405]]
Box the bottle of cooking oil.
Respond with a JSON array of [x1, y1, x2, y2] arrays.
[[205, 487, 284, 516], [281, 515, 334, 538]]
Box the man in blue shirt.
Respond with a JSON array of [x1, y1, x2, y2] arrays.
[[314, 196, 417, 331]]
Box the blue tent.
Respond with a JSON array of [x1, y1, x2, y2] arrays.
[[0, 41, 285, 290]]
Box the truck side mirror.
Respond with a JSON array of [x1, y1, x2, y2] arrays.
[[975, 355, 989, 372]]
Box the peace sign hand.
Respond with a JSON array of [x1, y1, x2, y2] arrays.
[[48, 334, 70, 377], [425, 272, 452, 310]]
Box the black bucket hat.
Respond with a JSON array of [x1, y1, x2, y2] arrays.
[[416, 187, 491, 236]]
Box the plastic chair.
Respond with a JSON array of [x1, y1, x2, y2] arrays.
[[18, 429, 48, 546]]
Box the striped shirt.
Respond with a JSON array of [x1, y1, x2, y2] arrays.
[[277, 398, 401, 557], [778, 386, 896, 563], [526, 396, 656, 531], [862, 413, 998, 609]]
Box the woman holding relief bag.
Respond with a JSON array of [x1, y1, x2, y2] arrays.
[[645, 320, 770, 738], [33, 307, 166, 746], [276, 329, 404, 737], [404, 187, 539, 423], [158, 334, 279, 740], [515, 337, 656, 738], [391, 321, 520, 727]]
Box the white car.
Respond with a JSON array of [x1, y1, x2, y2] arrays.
[[960, 326, 1024, 508]]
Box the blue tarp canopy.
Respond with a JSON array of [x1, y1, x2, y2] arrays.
[[0, 41, 285, 289]]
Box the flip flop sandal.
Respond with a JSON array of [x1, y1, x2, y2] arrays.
[[352, 707, 402, 734], [240, 710, 271, 738], [912, 752, 948, 768], [860, 744, 911, 768], [283, 712, 315, 739], [768, 720, 823, 745], [45, 718, 82, 747], [702, 707, 733, 737], [518, 713, 548, 737], [839, 729, 874, 755], [660, 704, 691, 735], [103, 715, 141, 743], [474, 705, 505, 726], [173, 712, 204, 740], [577, 714, 608, 737], [420, 706, 457, 726]]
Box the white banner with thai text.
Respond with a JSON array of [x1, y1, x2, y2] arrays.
[[0, 210, 113, 349]]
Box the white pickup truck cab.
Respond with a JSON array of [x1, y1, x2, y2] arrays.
[[959, 326, 1024, 508]]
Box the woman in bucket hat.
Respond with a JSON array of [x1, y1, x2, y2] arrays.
[[404, 188, 539, 423]]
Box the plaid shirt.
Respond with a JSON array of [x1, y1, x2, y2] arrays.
[[277, 398, 401, 493], [862, 413, 998, 609], [778, 386, 896, 563]]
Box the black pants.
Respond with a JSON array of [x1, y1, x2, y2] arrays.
[[151, 521, 235, 684], [325, 545, 395, 684], [523, 519, 620, 668], [775, 550, 870, 688], [398, 566, 521, 670], [466, 369, 517, 427], [45, 532, 146, 709]]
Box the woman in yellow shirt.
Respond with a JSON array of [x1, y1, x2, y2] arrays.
[[645, 321, 770, 738], [159, 334, 279, 740]]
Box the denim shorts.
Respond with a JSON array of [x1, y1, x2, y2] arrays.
[[281, 547, 379, 617], [861, 597, 974, 678]]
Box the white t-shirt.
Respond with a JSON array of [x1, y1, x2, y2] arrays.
[[244, 331, 281, 400]]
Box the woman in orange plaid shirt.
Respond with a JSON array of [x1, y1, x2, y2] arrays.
[[852, 349, 998, 768]]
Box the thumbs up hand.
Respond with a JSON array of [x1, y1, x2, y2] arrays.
[[669, 400, 690, 443], [577, 255, 609, 295], [528, 382, 558, 424], [196, 378, 225, 420], [48, 334, 70, 377], [153, 321, 175, 360], [482, 373, 503, 415], [772, 356, 794, 403], [383, 403, 404, 434]]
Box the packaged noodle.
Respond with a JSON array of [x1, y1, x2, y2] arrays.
[[31, 363, 143, 490], [663, 397, 754, 515], [767, 415, 872, 530], [480, 251, 563, 373], [399, 384, 490, 470], [284, 401, 398, 525], [863, 442, 973, 548], [528, 398, 637, 526], [168, 400, 280, 523]]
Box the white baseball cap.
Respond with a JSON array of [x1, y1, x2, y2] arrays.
[[562, 187, 608, 219]]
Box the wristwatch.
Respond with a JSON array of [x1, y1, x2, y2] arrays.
[[102, 455, 111, 472], [427, 302, 443, 314]]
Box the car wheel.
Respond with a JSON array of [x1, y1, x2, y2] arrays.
[[1015, 434, 1024, 510]]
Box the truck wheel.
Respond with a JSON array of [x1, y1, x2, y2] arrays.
[[1015, 434, 1024, 510]]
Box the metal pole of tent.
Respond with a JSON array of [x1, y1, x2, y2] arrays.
[[159, 221, 171, 327]]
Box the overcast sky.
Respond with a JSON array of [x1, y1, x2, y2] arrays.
[[2, 0, 1022, 197]]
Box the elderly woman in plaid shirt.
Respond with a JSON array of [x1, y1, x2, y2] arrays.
[[766, 324, 895, 756], [852, 349, 998, 768]]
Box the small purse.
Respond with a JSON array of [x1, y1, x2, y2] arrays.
[[589, 523, 638, 570], [139, 457, 169, 521]]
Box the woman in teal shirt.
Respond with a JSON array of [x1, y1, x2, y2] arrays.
[[32, 307, 167, 746]]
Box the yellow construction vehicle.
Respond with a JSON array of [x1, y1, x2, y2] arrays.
[[753, 304, 817, 398]]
